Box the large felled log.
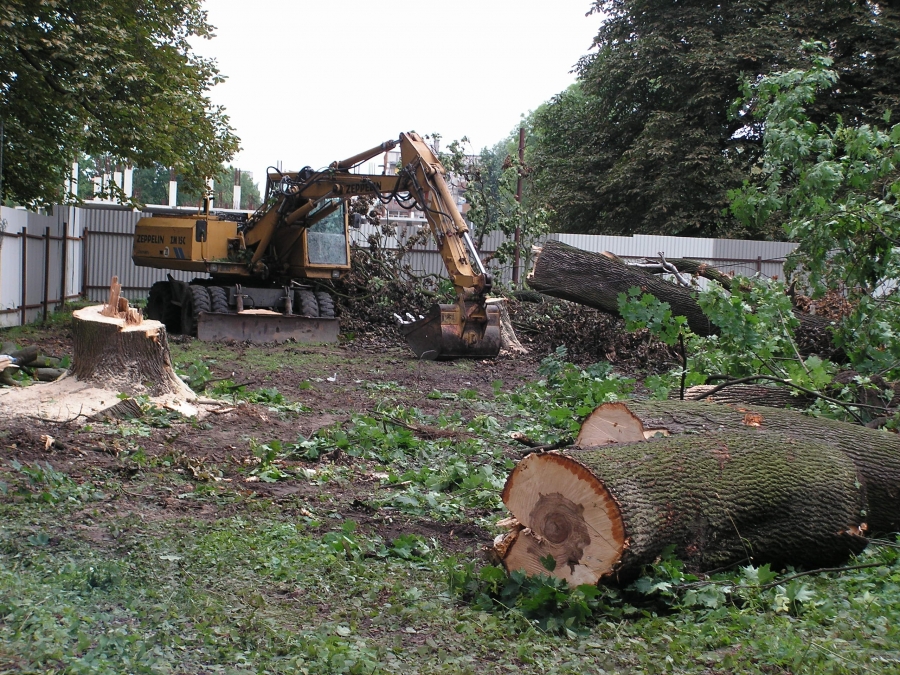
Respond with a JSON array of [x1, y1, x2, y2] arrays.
[[71, 304, 190, 397], [577, 400, 900, 535], [497, 433, 868, 585], [527, 240, 834, 353]]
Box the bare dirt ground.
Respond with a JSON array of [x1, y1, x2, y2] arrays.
[[0, 297, 679, 560], [0, 323, 545, 553]]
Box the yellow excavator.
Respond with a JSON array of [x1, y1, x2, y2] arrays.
[[132, 132, 501, 360]]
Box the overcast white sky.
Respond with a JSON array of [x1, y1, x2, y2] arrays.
[[191, 0, 601, 186]]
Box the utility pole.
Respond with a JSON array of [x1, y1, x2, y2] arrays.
[[512, 126, 526, 285], [0, 117, 4, 216]]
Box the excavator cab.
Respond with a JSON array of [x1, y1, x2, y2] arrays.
[[305, 200, 349, 266]]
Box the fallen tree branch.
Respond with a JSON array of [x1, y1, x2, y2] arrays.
[[527, 241, 835, 355], [677, 561, 887, 591], [508, 432, 573, 456], [658, 252, 691, 287]]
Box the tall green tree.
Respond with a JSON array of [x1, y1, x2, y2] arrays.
[[730, 46, 900, 372], [211, 166, 261, 210], [441, 125, 549, 285], [129, 164, 261, 208], [531, 0, 900, 238], [0, 0, 240, 207]]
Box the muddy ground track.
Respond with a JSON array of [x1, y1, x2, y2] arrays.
[[1, 301, 678, 558]]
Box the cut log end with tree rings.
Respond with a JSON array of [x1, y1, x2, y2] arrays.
[[500, 453, 624, 586], [575, 401, 669, 446], [498, 432, 870, 585]]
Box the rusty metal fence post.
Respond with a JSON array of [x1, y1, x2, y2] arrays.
[[42, 226, 51, 322], [20, 227, 26, 324], [81, 227, 89, 299], [60, 220, 68, 308]]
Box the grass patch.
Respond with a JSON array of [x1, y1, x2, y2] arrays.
[[2, 345, 898, 673]]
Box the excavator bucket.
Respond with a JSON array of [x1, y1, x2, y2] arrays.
[[401, 302, 502, 361]]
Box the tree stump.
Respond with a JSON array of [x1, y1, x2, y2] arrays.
[[71, 304, 190, 397], [496, 433, 868, 585], [486, 298, 528, 356]]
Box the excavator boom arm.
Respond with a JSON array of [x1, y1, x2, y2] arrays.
[[243, 132, 501, 359]]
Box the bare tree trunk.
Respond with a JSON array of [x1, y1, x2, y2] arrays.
[[527, 241, 834, 354], [675, 384, 811, 408], [486, 298, 528, 356], [577, 400, 900, 535]]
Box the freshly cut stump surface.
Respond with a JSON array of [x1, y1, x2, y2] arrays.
[[501, 452, 625, 586], [499, 432, 868, 585]]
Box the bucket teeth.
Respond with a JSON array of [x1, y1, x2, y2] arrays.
[[400, 302, 501, 361]]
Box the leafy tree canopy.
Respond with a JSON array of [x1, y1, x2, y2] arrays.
[[0, 0, 240, 207], [74, 160, 262, 209], [531, 0, 900, 238], [440, 123, 550, 284], [731, 45, 900, 372]]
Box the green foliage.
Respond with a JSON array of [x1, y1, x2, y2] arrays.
[[0, 0, 239, 207], [696, 276, 813, 381], [731, 44, 900, 373], [618, 287, 687, 346], [615, 274, 875, 417], [524, 346, 634, 434], [447, 563, 605, 635], [127, 162, 262, 208], [175, 357, 214, 391], [4, 460, 97, 504], [531, 1, 900, 237], [440, 130, 550, 285]]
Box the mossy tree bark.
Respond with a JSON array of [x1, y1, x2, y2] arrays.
[[577, 400, 900, 535], [72, 305, 189, 397], [498, 433, 868, 585]]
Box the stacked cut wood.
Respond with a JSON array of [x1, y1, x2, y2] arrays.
[[495, 400, 900, 585], [71, 278, 190, 397], [0, 343, 66, 385]]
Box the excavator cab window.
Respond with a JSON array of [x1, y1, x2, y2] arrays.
[[305, 198, 348, 265]]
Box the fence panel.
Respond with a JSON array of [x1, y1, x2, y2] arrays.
[[0, 208, 78, 327], [0, 203, 802, 327]]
